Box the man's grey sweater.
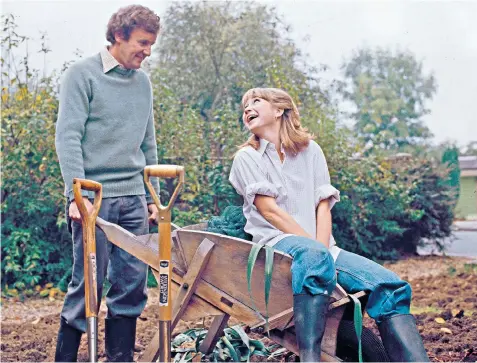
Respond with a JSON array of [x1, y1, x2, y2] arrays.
[[55, 53, 158, 203]]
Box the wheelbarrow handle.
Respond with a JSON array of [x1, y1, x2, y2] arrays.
[[144, 165, 184, 211], [73, 178, 103, 222]]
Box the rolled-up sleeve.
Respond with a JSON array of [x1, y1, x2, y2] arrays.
[[229, 151, 279, 206], [313, 144, 340, 209]]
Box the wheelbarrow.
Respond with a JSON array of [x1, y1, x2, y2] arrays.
[[96, 219, 390, 362]]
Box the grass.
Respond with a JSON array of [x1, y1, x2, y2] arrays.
[[410, 305, 441, 315]]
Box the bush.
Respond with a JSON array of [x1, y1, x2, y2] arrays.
[[1, 15, 72, 291], [332, 156, 455, 260]]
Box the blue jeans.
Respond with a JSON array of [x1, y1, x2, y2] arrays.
[[61, 195, 149, 332], [274, 236, 411, 324]]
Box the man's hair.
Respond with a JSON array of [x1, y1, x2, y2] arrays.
[[106, 5, 160, 44], [239, 88, 314, 154]]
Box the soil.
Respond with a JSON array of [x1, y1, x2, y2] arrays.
[[1, 255, 476, 362]]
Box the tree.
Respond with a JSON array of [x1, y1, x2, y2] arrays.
[[151, 1, 345, 216], [154, 2, 312, 118], [341, 47, 437, 152], [460, 141, 477, 156]]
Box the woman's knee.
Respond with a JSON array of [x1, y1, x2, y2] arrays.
[[295, 247, 336, 294], [368, 279, 413, 323]]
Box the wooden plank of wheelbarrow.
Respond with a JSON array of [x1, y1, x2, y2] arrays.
[[170, 280, 223, 321], [179, 226, 351, 305], [329, 291, 367, 310], [251, 307, 294, 331], [172, 229, 188, 271], [199, 313, 230, 354], [175, 229, 294, 317], [172, 238, 215, 328], [172, 271, 265, 326]]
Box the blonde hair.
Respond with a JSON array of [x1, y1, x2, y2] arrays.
[[239, 88, 314, 154], [106, 5, 160, 44]]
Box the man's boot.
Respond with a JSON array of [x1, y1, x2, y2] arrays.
[[105, 317, 137, 362], [55, 317, 83, 362], [378, 314, 430, 362], [293, 293, 330, 362]]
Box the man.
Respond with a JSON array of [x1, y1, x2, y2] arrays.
[[54, 5, 161, 362]]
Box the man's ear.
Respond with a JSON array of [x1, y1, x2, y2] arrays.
[[114, 31, 124, 44]]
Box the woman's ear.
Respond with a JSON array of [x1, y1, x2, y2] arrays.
[[275, 108, 284, 118]]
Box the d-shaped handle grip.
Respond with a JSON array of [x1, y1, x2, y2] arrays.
[[144, 165, 184, 212]]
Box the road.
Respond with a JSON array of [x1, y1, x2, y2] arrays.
[[418, 231, 477, 258]]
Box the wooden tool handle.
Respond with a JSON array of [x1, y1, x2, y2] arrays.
[[72, 178, 102, 222], [144, 165, 185, 182], [73, 178, 102, 321], [144, 165, 185, 211]]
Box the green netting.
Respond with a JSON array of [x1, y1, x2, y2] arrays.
[[206, 205, 253, 241]]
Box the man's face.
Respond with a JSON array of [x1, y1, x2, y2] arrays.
[[115, 28, 157, 69]]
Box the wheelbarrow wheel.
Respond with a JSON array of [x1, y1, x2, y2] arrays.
[[336, 320, 389, 362]]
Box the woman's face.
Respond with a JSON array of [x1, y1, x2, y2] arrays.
[[242, 97, 281, 134]]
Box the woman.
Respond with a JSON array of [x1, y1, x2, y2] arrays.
[[229, 88, 429, 362]]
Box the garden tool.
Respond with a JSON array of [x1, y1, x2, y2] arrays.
[[73, 178, 102, 363], [145, 165, 184, 363]]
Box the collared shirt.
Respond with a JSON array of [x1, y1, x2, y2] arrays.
[[100, 47, 122, 73], [229, 138, 341, 260]]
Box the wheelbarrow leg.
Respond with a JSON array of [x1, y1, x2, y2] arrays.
[[199, 313, 230, 355]]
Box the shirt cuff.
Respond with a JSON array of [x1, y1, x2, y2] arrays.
[[315, 184, 340, 209], [245, 181, 279, 205]]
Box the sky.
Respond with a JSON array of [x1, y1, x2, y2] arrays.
[[2, 0, 476, 148]]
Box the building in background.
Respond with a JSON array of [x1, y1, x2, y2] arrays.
[[455, 156, 477, 220]]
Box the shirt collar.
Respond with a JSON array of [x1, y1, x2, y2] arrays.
[[258, 138, 285, 155], [100, 47, 121, 73], [258, 138, 269, 155]]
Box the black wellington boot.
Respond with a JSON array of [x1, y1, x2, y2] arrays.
[[293, 293, 330, 362], [105, 317, 137, 362], [55, 317, 83, 362], [378, 314, 430, 362]]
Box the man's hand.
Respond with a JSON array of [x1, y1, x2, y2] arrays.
[[148, 203, 159, 225], [69, 197, 94, 221]]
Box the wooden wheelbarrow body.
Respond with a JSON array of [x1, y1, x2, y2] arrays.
[[129, 223, 366, 362]]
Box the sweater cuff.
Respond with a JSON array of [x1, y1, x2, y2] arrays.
[[67, 189, 92, 202]]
